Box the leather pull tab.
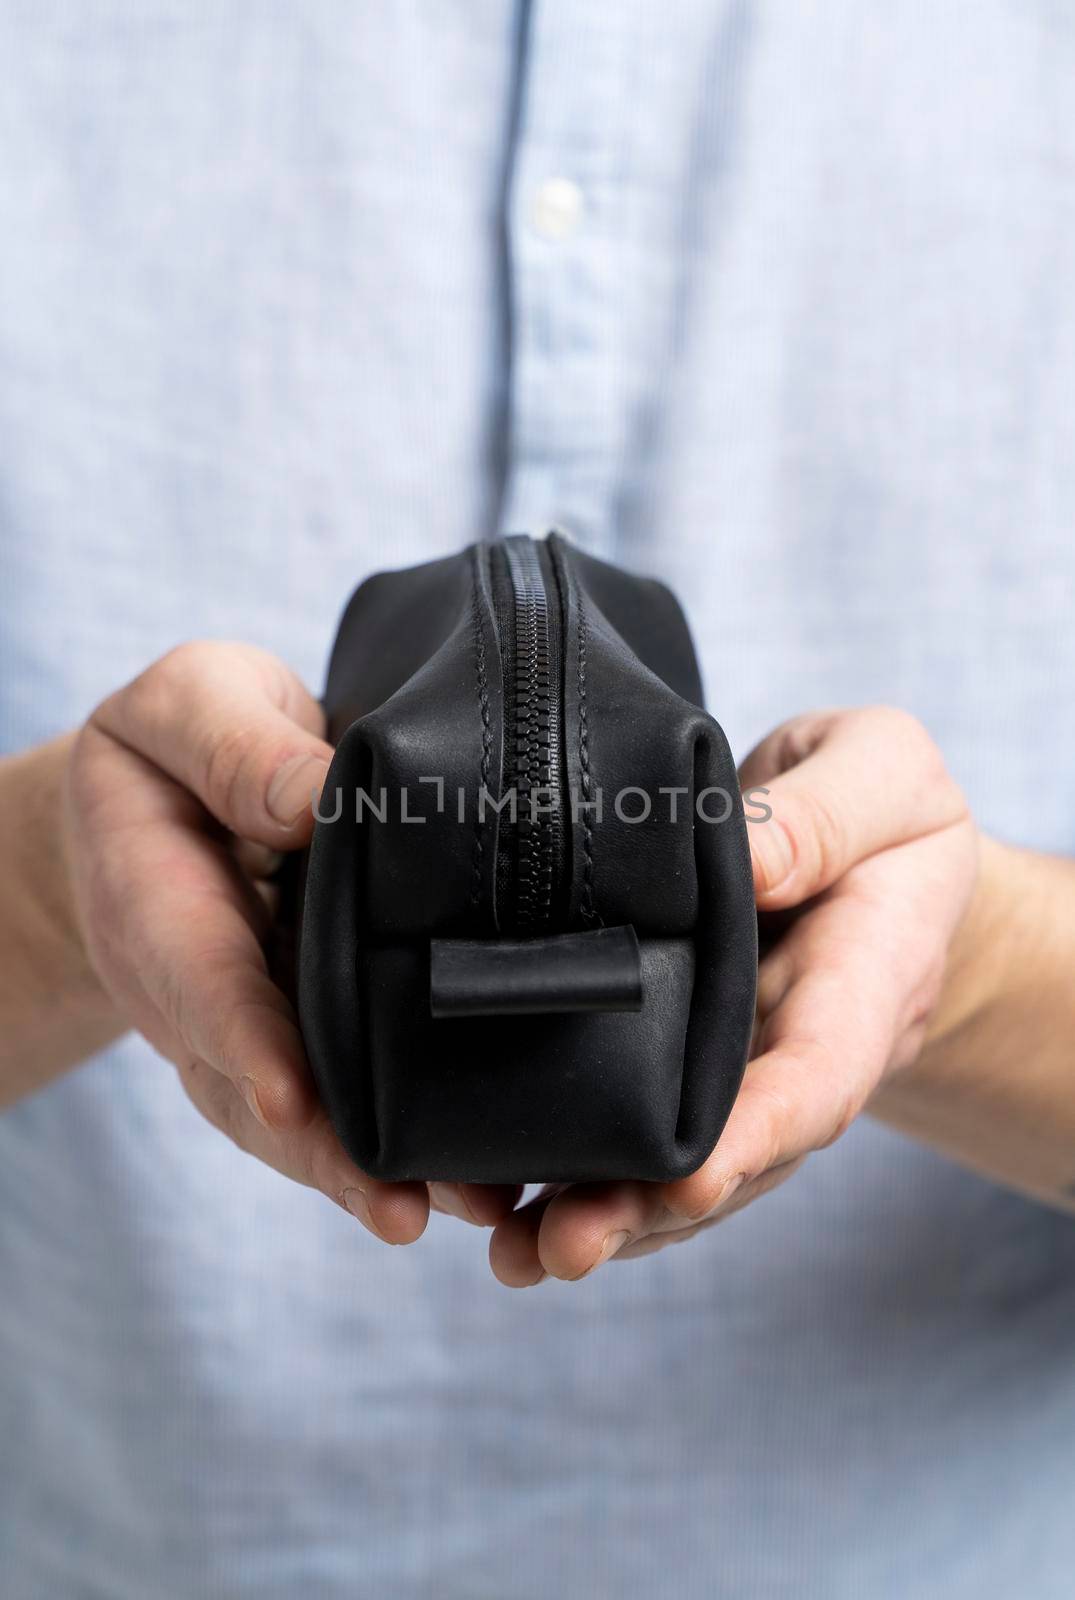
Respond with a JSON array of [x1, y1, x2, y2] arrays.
[[429, 925, 643, 1018]]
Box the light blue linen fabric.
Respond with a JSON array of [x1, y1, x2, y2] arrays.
[[2, 4, 1075, 1596]]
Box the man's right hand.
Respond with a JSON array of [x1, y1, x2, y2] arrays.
[[59, 641, 435, 1244]]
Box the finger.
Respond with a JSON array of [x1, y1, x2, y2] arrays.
[[668, 820, 973, 1227], [232, 838, 286, 880], [613, 1226, 700, 1260], [533, 900, 902, 1273], [665, 961, 893, 1227], [70, 729, 318, 1130], [177, 1060, 429, 1244], [493, 988, 876, 1283], [93, 641, 333, 849], [612, 1160, 806, 1258], [428, 1182, 523, 1226], [488, 1187, 567, 1287], [739, 707, 967, 908], [737, 708, 837, 790], [531, 1182, 667, 1281]]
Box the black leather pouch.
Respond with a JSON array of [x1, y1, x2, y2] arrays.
[[297, 533, 757, 1184]]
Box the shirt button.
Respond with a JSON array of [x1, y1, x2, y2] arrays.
[[530, 177, 584, 240]]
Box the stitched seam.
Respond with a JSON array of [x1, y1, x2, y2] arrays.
[[576, 585, 600, 924], [470, 546, 493, 908]]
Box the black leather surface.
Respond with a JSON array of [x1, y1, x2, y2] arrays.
[[297, 535, 758, 1183], [430, 925, 643, 1018]]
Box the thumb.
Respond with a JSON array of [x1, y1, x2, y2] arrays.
[[92, 641, 333, 849], [739, 707, 967, 909]]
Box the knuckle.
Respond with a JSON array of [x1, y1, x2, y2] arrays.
[[820, 1086, 864, 1148], [853, 704, 920, 741], [138, 642, 202, 707], [751, 1079, 796, 1171], [115, 653, 186, 738], [672, 1162, 748, 1225], [122, 641, 225, 739], [862, 706, 941, 773], [245, 647, 296, 712], [801, 785, 846, 884], [864, 706, 966, 819], [155, 640, 218, 684], [776, 713, 827, 770], [201, 723, 260, 823], [180, 1058, 246, 1147]]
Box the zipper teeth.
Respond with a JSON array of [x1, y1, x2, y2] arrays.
[[505, 537, 560, 933]]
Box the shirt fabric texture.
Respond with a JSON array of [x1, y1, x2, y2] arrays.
[[1, 5, 1075, 1597]]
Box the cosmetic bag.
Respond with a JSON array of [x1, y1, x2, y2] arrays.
[[297, 533, 757, 1183]]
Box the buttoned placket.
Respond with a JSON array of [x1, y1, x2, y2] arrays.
[[497, 3, 631, 561]]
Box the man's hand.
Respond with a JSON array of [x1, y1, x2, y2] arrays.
[[483, 707, 979, 1285], [59, 642, 437, 1243]]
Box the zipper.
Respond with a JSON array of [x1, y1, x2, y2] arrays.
[[492, 534, 568, 935]]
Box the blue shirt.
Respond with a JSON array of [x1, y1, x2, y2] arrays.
[[2, 5, 1075, 1596]]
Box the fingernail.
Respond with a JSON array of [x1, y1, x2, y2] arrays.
[[689, 1171, 746, 1223], [599, 1229, 633, 1266], [239, 1074, 269, 1128], [714, 1172, 747, 1213], [572, 1229, 633, 1280], [267, 755, 330, 828], [429, 1182, 478, 1224], [342, 1186, 390, 1243], [752, 818, 795, 898]]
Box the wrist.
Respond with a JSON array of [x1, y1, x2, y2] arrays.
[[32, 734, 108, 994], [0, 735, 123, 1103], [919, 834, 1072, 1076], [922, 833, 1008, 1051], [873, 835, 1075, 1204]]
